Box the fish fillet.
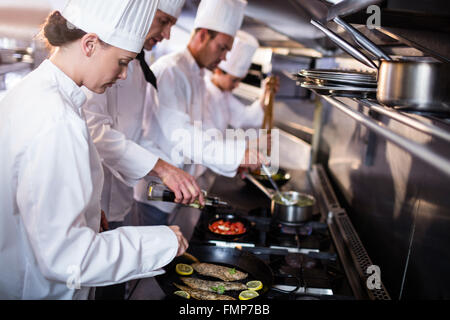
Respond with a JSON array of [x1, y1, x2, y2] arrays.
[[180, 277, 247, 292], [174, 283, 236, 300], [191, 262, 248, 281]]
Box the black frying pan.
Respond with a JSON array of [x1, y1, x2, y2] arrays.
[[245, 168, 291, 189], [155, 245, 297, 300]]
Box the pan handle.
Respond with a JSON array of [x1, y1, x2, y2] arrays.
[[333, 16, 391, 61], [242, 172, 274, 199], [311, 19, 378, 70], [271, 273, 302, 296]]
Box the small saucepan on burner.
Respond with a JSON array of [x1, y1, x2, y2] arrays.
[[243, 172, 315, 225]]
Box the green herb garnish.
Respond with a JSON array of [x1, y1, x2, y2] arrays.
[[211, 285, 225, 294], [229, 268, 236, 275]]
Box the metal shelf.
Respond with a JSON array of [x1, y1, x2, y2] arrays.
[[316, 94, 450, 177], [358, 99, 450, 144]]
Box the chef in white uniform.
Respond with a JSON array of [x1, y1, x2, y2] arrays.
[[82, 0, 196, 230], [0, 0, 187, 300], [133, 0, 266, 235], [205, 30, 267, 133]]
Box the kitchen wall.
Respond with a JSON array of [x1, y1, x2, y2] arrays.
[[314, 56, 450, 299]]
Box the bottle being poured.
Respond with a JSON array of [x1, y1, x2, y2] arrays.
[[147, 182, 230, 209]]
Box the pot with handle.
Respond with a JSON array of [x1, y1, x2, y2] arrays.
[[243, 172, 315, 225], [311, 18, 450, 113]]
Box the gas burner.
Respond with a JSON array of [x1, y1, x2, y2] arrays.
[[285, 253, 318, 269], [278, 224, 313, 237]]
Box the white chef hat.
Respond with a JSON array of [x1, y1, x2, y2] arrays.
[[194, 0, 247, 37], [62, 0, 159, 53], [158, 0, 185, 18], [218, 30, 259, 78]]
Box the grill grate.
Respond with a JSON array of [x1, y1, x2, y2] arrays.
[[335, 211, 391, 300]]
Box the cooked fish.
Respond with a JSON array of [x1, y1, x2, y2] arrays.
[[180, 277, 247, 292], [173, 283, 236, 300], [191, 262, 248, 281]]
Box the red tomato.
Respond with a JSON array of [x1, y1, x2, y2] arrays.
[[209, 219, 247, 235]]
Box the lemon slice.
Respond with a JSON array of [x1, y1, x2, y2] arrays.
[[239, 290, 259, 300], [246, 280, 263, 291], [175, 263, 193, 276], [174, 290, 190, 299]]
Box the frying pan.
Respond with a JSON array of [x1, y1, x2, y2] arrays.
[[206, 213, 251, 239], [311, 18, 450, 113], [245, 168, 291, 189], [155, 245, 299, 300]]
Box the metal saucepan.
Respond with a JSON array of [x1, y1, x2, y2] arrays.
[[155, 245, 299, 300], [243, 172, 315, 225], [311, 18, 450, 113]]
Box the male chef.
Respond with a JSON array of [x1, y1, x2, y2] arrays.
[[205, 30, 269, 133], [133, 0, 266, 231]]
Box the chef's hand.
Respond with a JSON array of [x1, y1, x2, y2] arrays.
[[237, 167, 251, 180], [150, 159, 205, 206], [239, 149, 268, 172], [168, 225, 189, 257], [99, 210, 109, 232]]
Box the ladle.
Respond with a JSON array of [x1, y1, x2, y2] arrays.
[[261, 164, 295, 205]]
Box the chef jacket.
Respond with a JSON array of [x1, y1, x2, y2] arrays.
[[82, 60, 159, 222], [0, 60, 178, 299], [204, 74, 264, 133], [133, 48, 247, 207]]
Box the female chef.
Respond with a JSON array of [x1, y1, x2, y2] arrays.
[[0, 0, 188, 300]]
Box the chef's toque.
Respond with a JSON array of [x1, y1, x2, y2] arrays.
[[194, 0, 247, 37], [62, 0, 159, 53], [218, 30, 259, 78], [158, 0, 186, 19]]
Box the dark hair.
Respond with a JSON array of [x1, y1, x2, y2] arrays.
[[39, 11, 86, 48], [194, 28, 218, 40]]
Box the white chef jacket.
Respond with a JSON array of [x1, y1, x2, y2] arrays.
[[0, 60, 178, 300], [204, 74, 265, 133], [133, 48, 247, 207], [82, 60, 159, 222]]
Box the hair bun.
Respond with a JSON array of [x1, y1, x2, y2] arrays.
[[41, 10, 86, 47]]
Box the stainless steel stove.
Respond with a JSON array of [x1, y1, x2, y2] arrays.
[[190, 164, 389, 300]]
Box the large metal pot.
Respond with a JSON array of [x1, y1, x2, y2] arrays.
[[243, 172, 315, 225], [377, 59, 450, 112], [311, 18, 450, 113]]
